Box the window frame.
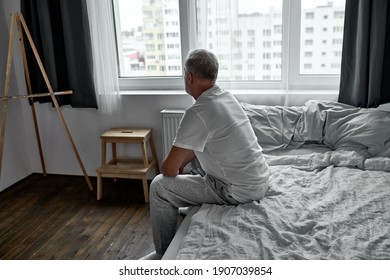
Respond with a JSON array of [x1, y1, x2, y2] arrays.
[[288, 0, 341, 90], [113, 0, 342, 91]]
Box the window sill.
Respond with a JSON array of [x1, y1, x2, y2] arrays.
[[119, 89, 339, 96], [119, 89, 339, 107], [120, 90, 186, 96]]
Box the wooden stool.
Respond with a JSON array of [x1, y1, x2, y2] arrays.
[[96, 128, 159, 203]]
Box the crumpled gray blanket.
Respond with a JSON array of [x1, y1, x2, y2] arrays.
[[175, 150, 390, 260]]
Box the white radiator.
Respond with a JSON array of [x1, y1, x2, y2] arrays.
[[160, 109, 184, 159]]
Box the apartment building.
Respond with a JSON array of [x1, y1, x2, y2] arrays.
[[117, 0, 344, 80]]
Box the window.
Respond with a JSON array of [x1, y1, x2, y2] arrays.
[[305, 39, 313, 45], [273, 52, 282, 58], [273, 40, 282, 46], [248, 64, 256, 70], [334, 11, 344, 19], [305, 27, 314, 33], [274, 25, 282, 34], [234, 53, 242, 59], [305, 12, 314, 19], [263, 53, 271, 59], [299, 0, 346, 77], [332, 39, 343, 45], [304, 51, 313, 57], [113, 0, 182, 87], [248, 41, 255, 48], [263, 29, 272, 36], [113, 0, 346, 90]]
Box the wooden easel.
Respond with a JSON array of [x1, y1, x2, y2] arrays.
[[0, 12, 93, 191]]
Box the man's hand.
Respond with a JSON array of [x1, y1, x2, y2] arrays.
[[161, 146, 195, 177], [178, 163, 187, 174]]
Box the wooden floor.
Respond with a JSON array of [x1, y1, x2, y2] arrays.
[[0, 173, 154, 260]]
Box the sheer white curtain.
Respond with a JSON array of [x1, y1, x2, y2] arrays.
[[86, 0, 122, 115], [196, 0, 283, 88], [196, 0, 238, 88]]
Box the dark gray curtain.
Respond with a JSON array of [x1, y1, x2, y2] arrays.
[[339, 0, 390, 108], [21, 0, 97, 108]]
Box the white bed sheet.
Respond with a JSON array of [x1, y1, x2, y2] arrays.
[[173, 150, 390, 260]]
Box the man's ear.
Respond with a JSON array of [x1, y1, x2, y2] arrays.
[[187, 71, 194, 83]]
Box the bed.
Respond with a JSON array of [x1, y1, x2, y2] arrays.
[[162, 100, 390, 260]]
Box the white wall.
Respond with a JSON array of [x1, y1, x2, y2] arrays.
[[29, 95, 193, 177], [0, 0, 36, 191], [0, 1, 339, 193]]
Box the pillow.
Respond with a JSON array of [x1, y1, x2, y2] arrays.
[[241, 101, 326, 151], [241, 103, 303, 151], [293, 100, 356, 143], [304, 99, 356, 111], [242, 100, 390, 157], [292, 101, 326, 143], [324, 109, 390, 157]]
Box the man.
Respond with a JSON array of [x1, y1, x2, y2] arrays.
[[142, 49, 269, 260]]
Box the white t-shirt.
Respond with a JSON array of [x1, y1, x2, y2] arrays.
[[173, 86, 269, 202]]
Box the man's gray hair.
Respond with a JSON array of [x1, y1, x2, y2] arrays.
[[185, 49, 219, 82]]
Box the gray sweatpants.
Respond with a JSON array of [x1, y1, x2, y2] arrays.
[[150, 173, 240, 256]]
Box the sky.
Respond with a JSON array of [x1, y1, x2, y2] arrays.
[[238, 0, 345, 13], [116, 0, 143, 31]]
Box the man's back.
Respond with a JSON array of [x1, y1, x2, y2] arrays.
[[174, 85, 269, 202]]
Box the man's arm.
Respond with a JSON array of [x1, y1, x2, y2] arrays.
[[161, 146, 196, 177]]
